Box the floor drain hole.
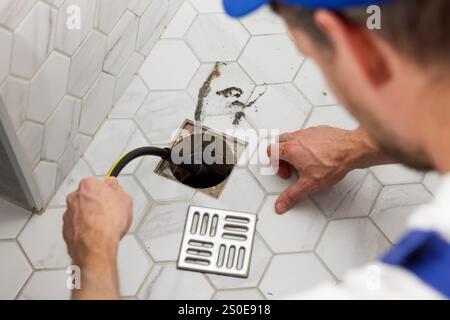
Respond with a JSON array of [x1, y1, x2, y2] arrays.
[[170, 133, 234, 189]]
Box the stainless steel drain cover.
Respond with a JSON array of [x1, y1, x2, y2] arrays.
[[177, 205, 257, 278]]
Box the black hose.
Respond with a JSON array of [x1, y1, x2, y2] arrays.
[[107, 147, 171, 178], [106, 146, 211, 179]]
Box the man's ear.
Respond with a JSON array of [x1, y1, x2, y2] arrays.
[[313, 10, 391, 87]]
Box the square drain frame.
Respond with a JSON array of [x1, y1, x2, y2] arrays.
[[154, 119, 247, 198], [177, 205, 257, 278]]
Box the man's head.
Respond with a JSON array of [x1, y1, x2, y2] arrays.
[[224, 0, 450, 170]]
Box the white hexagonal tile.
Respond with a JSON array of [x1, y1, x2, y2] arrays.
[[43, 96, 80, 161], [240, 6, 287, 35], [0, 28, 12, 84], [260, 253, 334, 299], [118, 235, 153, 297], [186, 62, 255, 116], [311, 170, 382, 219], [68, 31, 107, 97], [11, 2, 57, 79], [258, 195, 326, 253], [79, 72, 116, 136], [84, 120, 148, 176], [316, 218, 391, 279], [245, 84, 311, 133], [190, 0, 224, 13], [0, 0, 37, 30], [139, 39, 199, 90], [50, 158, 93, 207], [0, 241, 32, 300], [249, 139, 297, 194], [207, 234, 271, 289], [370, 164, 424, 185], [238, 34, 303, 84], [138, 263, 214, 300], [17, 121, 44, 167], [128, 0, 152, 16], [201, 113, 258, 167], [214, 289, 265, 300], [21, 269, 70, 300], [27, 51, 70, 123], [135, 0, 170, 55], [202, 113, 256, 142], [135, 91, 195, 145], [186, 14, 249, 62], [423, 171, 443, 195], [162, 1, 197, 39], [303, 105, 359, 130], [118, 176, 152, 232], [18, 207, 71, 269], [294, 58, 338, 106], [55, 0, 96, 55], [44, 0, 64, 8], [114, 53, 145, 103], [193, 168, 265, 214], [0, 198, 31, 239], [135, 157, 196, 202], [137, 201, 190, 262], [0, 77, 29, 131], [110, 76, 149, 119], [104, 11, 139, 75], [97, 0, 129, 34], [371, 184, 433, 243], [56, 134, 92, 186], [34, 161, 57, 205]]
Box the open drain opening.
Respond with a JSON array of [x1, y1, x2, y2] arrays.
[[169, 133, 234, 189]]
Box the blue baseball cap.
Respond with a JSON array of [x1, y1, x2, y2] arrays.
[[223, 0, 394, 17]]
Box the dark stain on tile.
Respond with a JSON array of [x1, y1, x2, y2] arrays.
[[232, 111, 246, 125], [216, 87, 243, 98], [195, 62, 225, 121], [194, 62, 268, 126], [227, 85, 268, 125]]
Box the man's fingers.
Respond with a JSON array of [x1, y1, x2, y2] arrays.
[[79, 177, 101, 192], [106, 177, 119, 187], [278, 132, 295, 143], [277, 161, 292, 179], [275, 180, 309, 214], [66, 191, 76, 207], [269, 142, 303, 165]]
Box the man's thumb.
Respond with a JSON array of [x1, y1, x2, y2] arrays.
[[275, 180, 307, 214]]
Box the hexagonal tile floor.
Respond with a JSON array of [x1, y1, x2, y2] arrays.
[[1, 0, 439, 300]]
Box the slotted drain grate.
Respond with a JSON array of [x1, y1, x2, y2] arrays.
[[177, 205, 257, 278]]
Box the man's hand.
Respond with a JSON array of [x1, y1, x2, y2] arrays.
[[269, 126, 391, 214], [63, 177, 132, 300]]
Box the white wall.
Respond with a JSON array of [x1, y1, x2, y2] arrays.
[[0, 0, 182, 209]]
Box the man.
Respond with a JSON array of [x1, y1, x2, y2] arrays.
[[63, 0, 450, 299]]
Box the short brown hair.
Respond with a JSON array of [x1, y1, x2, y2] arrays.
[[272, 0, 450, 67]]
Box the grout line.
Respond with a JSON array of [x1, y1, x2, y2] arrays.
[[134, 258, 156, 299], [130, 234, 156, 296], [13, 238, 35, 299], [312, 218, 330, 252], [313, 251, 340, 283], [368, 216, 394, 246]]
